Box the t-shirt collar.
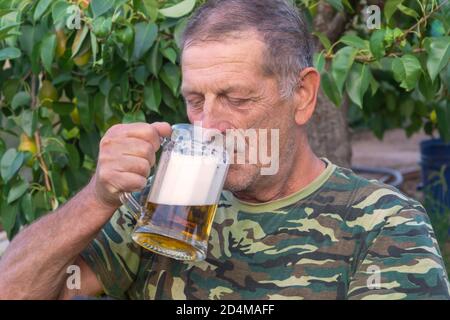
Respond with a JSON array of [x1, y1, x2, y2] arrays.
[[222, 158, 336, 213]]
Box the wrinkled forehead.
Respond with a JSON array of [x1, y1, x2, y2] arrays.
[[181, 34, 268, 92]]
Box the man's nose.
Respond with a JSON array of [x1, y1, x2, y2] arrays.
[[200, 97, 230, 133]]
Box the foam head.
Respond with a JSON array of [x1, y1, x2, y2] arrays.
[[148, 127, 229, 206]]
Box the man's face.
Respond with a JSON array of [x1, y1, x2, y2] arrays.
[[181, 32, 296, 193]]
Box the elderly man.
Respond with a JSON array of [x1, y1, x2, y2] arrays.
[[0, 0, 449, 300]]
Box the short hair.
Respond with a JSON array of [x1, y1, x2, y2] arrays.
[[181, 0, 314, 99]]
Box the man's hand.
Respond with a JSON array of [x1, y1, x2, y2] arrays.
[[91, 122, 172, 210]]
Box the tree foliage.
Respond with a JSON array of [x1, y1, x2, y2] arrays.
[[300, 0, 450, 141], [0, 0, 192, 238]]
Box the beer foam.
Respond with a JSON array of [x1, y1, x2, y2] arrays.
[[149, 152, 227, 206]]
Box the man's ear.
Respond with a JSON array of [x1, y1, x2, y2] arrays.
[[293, 67, 320, 126]]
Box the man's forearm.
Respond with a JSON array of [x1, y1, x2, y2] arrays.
[[0, 179, 117, 299]]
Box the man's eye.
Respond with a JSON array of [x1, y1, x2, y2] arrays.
[[227, 97, 250, 107], [187, 99, 204, 109]]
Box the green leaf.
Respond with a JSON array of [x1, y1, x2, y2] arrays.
[[397, 4, 419, 19], [66, 143, 80, 169], [142, 0, 159, 21], [0, 9, 14, 18], [132, 22, 158, 61], [1, 149, 24, 182], [419, 73, 440, 100], [400, 99, 415, 118], [18, 25, 33, 57], [75, 89, 93, 131], [161, 84, 178, 111], [161, 47, 177, 64], [384, 0, 404, 23], [340, 35, 368, 50], [0, 47, 21, 61], [345, 63, 371, 108], [325, 0, 343, 11], [369, 29, 386, 59], [43, 137, 68, 154], [134, 65, 149, 86], [7, 179, 29, 204], [11, 92, 31, 110], [312, 31, 331, 51], [49, 169, 63, 198], [369, 72, 379, 96], [52, 0, 69, 24], [40, 33, 56, 74], [65, 167, 90, 193], [122, 111, 146, 124], [159, 0, 196, 18], [0, 200, 19, 239], [2, 79, 21, 103], [90, 0, 113, 17], [321, 72, 342, 107], [341, 0, 354, 13], [71, 25, 89, 58], [144, 79, 161, 113], [425, 37, 450, 82], [146, 41, 162, 77], [52, 102, 75, 116], [0, 139, 6, 160], [33, 0, 52, 22], [90, 31, 98, 63], [21, 109, 38, 137], [435, 102, 450, 142], [160, 63, 180, 96], [174, 17, 188, 49], [92, 16, 112, 38], [94, 93, 110, 131], [21, 193, 34, 223], [392, 54, 422, 91], [313, 52, 325, 73], [79, 129, 100, 160], [331, 46, 357, 94], [0, 23, 21, 42]]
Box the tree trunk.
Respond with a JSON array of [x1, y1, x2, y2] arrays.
[[307, 93, 352, 168], [306, 3, 354, 168]]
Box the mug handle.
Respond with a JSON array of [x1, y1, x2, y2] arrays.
[[119, 192, 142, 220]]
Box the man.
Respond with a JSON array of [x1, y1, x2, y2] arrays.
[[0, 0, 449, 300]]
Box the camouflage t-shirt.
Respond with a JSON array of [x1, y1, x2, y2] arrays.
[[81, 159, 450, 300]]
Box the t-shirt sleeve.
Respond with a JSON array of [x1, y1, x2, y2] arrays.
[[80, 205, 143, 299], [347, 203, 450, 300]]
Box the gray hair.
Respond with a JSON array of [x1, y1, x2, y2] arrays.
[[181, 0, 314, 99]]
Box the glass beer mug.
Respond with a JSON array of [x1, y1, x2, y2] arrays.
[[120, 124, 229, 261]]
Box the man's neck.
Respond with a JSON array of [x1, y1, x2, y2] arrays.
[[233, 141, 326, 203]]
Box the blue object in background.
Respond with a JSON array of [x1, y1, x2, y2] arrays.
[[420, 139, 450, 216]]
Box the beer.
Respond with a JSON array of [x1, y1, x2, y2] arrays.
[[133, 203, 218, 260], [132, 147, 228, 261]]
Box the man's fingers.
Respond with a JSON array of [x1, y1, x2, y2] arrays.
[[108, 138, 156, 160], [152, 122, 172, 138], [108, 171, 148, 193], [122, 122, 172, 151], [117, 155, 154, 177]]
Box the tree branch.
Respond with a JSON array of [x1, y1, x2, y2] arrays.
[[400, 0, 449, 40]]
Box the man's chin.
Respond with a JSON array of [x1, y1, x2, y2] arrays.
[[223, 164, 257, 193]]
